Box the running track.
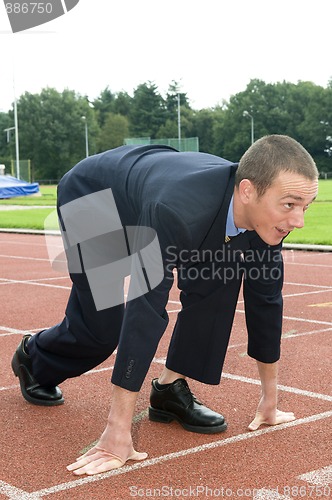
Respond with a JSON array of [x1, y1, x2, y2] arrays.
[[0, 232, 331, 499]]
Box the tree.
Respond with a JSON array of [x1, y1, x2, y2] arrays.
[[165, 80, 190, 118], [192, 109, 217, 153], [93, 87, 115, 127], [2, 79, 330, 181], [112, 91, 132, 117], [293, 82, 332, 172], [17, 88, 99, 179], [97, 112, 129, 151], [129, 82, 167, 138]]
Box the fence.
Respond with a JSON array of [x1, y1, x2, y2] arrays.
[[11, 159, 32, 182], [124, 137, 199, 152]]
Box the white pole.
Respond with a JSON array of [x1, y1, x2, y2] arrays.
[[82, 116, 89, 157], [243, 110, 254, 145], [85, 119, 89, 157], [13, 61, 20, 179], [177, 93, 181, 144]]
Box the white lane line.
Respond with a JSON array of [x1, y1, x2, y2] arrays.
[[287, 262, 332, 268], [0, 240, 48, 247], [0, 276, 68, 284], [222, 373, 332, 402], [0, 326, 36, 336], [0, 326, 51, 337], [0, 481, 40, 499], [0, 254, 50, 262], [235, 309, 332, 326], [20, 410, 332, 498], [298, 465, 332, 486], [283, 289, 332, 299], [285, 281, 332, 289], [283, 314, 332, 326], [16, 277, 67, 282], [0, 279, 70, 290], [283, 327, 332, 338], [0, 384, 19, 391], [83, 365, 114, 375]]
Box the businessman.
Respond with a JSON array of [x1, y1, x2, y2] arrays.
[[12, 135, 319, 475]]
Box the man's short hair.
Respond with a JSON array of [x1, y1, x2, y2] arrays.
[[235, 135, 319, 197]]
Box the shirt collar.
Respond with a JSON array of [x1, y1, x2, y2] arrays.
[[226, 195, 246, 237]]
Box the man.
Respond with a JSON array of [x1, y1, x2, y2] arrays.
[[12, 135, 318, 475]]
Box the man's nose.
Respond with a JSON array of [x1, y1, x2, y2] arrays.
[[289, 208, 305, 229]]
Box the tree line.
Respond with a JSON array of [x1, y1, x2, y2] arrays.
[[0, 78, 331, 181]]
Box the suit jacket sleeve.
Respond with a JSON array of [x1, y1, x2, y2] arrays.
[[243, 234, 284, 363], [111, 201, 192, 390]]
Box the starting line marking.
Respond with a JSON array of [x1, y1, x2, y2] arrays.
[[254, 465, 332, 499], [298, 464, 332, 486], [0, 481, 37, 500], [2, 410, 330, 499], [309, 302, 332, 308]]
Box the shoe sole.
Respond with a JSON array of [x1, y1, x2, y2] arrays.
[[148, 406, 227, 434], [11, 354, 64, 407]]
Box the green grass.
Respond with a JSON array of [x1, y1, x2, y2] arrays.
[[0, 181, 331, 244], [284, 202, 332, 245], [316, 179, 332, 201], [0, 208, 56, 229]]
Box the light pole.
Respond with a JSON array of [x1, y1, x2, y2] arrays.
[[177, 92, 181, 144], [243, 110, 254, 145], [82, 116, 89, 157]]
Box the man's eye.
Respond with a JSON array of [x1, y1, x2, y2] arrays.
[[284, 203, 293, 209]]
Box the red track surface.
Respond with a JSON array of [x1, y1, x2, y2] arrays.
[[0, 233, 331, 499]]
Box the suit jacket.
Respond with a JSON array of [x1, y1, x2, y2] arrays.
[[58, 145, 283, 389]]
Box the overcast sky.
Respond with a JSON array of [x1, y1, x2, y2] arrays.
[[0, 0, 331, 113]]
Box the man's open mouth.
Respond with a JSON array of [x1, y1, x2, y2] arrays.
[[276, 227, 290, 235]]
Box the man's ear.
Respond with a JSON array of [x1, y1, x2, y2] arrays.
[[238, 179, 255, 204]]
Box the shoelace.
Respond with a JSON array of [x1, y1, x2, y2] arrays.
[[180, 381, 203, 406]]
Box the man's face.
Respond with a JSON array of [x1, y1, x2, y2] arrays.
[[243, 171, 318, 246]]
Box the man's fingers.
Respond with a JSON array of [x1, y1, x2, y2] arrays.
[[248, 416, 263, 431], [70, 456, 124, 475], [248, 409, 296, 431], [67, 449, 148, 476], [67, 454, 99, 472]]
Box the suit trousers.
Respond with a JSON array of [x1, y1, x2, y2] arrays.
[[29, 271, 124, 387]]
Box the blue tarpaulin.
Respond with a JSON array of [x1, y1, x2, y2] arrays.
[[0, 175, 40, 199]]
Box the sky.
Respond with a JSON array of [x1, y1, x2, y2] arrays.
[[0, 0, 332, 113]]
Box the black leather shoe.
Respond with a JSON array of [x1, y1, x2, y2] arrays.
[[11, 334, 64, 406], [149, 378, 227, 434]]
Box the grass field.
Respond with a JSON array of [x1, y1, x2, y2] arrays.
[[0, 181, 331, 244]]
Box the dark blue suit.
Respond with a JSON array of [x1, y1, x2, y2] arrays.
[[29, 145, 283, 391]]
